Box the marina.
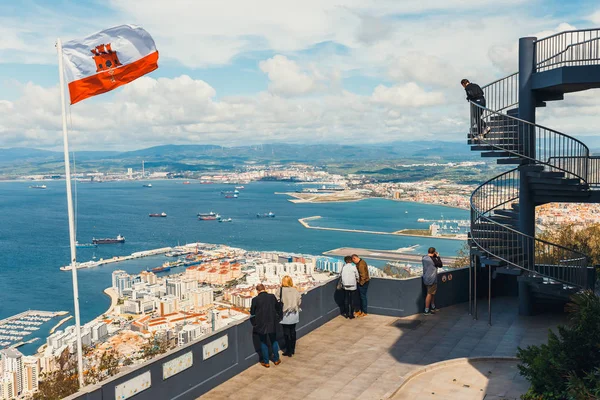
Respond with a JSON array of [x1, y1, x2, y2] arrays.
[[0, 310, 67, 350]]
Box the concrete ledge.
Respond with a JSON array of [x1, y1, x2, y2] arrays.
[[384, 356, 520, 399]]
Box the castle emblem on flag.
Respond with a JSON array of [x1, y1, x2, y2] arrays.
[[91, 43, 122, 72]]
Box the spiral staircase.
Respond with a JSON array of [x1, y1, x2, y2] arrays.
[[468, 30, 600, 317]]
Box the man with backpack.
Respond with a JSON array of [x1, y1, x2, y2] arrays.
[[422, 247, 443, 315]]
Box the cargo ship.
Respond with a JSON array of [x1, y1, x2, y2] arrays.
[[257, 212, 275, 218], [92, 234, 125, 244], [198, 212, 220, 220], [149, 265, 171, 273], [29, 185, 47, 189], [149, 212, 167, 217]]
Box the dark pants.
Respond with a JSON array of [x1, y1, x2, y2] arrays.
[[282, 324, 296, 355], [472, 98, 487, 135], [358, 281, 369, 314], [344, 289, 355, 317], [258, 332, 280, 364]]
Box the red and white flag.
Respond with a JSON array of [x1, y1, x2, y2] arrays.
[[62, 25, 159, 104]]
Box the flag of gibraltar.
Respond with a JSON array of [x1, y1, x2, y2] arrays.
[[62, 25, 159, 104]]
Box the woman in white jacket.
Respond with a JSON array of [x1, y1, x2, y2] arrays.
[[341, 256, 360, 319]]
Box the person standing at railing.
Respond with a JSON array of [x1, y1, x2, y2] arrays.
[[276, 275, 302, 357], [341, 256, 360, 319], [352, 254, 370, 317], [461, 79, 491, 138], [250, 283, 282, 368], [422, 247, 443, 315]]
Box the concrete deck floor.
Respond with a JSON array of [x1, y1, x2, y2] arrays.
[[199, 297, 566, 400]]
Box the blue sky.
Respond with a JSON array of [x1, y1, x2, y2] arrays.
[[1, 0, 600, 150]]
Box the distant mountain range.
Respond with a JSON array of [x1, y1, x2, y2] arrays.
[[0, 141, 487, 176]]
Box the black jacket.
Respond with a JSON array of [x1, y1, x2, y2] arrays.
[[464, 83, 485, 101], [250, 291, 279, 334]]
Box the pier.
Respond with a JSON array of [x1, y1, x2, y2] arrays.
[[324, 247, 459, 264], [60, 246, 173, 271], [299, 216, 466, 241]]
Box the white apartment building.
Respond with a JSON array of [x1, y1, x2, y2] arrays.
[[191, 287, 214, 309], [22, 356, 40, 395], [0, 349, 22, 396], [159, 295, 179, 316], [0, 374, 16, 400]]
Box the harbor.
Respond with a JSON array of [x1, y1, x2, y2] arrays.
[[323, 247, 459, 265], [0, 310, 68, 350]]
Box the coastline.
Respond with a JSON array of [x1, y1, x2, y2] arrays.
[[278, 191, 469, 210], [102, 288, 119, 318]]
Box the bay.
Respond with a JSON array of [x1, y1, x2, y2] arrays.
[[0, 180, 467, 353]]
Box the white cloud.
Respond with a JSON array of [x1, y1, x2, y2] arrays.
[[0, 76, 460, 149], [371, 83, 445, 107], [589, 11, 600, 25], [259, 55, 317, 96]]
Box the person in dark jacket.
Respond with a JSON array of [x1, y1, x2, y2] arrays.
[[461, 79, 490, 138], [250, 283, 282, 367], [352, 254, 370, 317]]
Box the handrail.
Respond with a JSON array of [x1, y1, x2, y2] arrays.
[[470, 101, 590, 183], [535, 29, 600, 72]]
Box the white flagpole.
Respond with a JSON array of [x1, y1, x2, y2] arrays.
[[56, 38, 85, 388]]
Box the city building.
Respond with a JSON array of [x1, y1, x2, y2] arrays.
[[22, 356, 40, 395], [0, 349, 22, 395]]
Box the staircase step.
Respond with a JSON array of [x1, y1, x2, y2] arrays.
[[519, 165, 544, 172], [530, 183, 588, 192], [497, 158, 526, 165], [493, 209, 519, 218], [471, 145, 522, 151], [528, 178, 581, 185], [481, 151, 512, 158], [525, 171, 565, 179], [495, 266, 523, 276]]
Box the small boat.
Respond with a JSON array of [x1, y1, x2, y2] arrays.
[[149, 212, 167, 217], [143, 184, 152, 188], [235, 186, 245, 190], [224, 194, 238, 199], [76, 242, 97, 248], [219, 218, 232, 223], [29, 185, 47, 189], [92, 234, 125, 244], [257, 212, 275, 218], [183, 181, 191, 185], [405, 211, 408, 214]]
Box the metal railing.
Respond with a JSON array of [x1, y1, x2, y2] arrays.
[[470, 101, 590, 182], [470, 169, 591, 288], [482, 72, 519, 113], [536, 29, 600, 72], [588, 156, 600, 186]]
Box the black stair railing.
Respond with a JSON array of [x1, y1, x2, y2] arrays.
[[536, 29, 600, 72]]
